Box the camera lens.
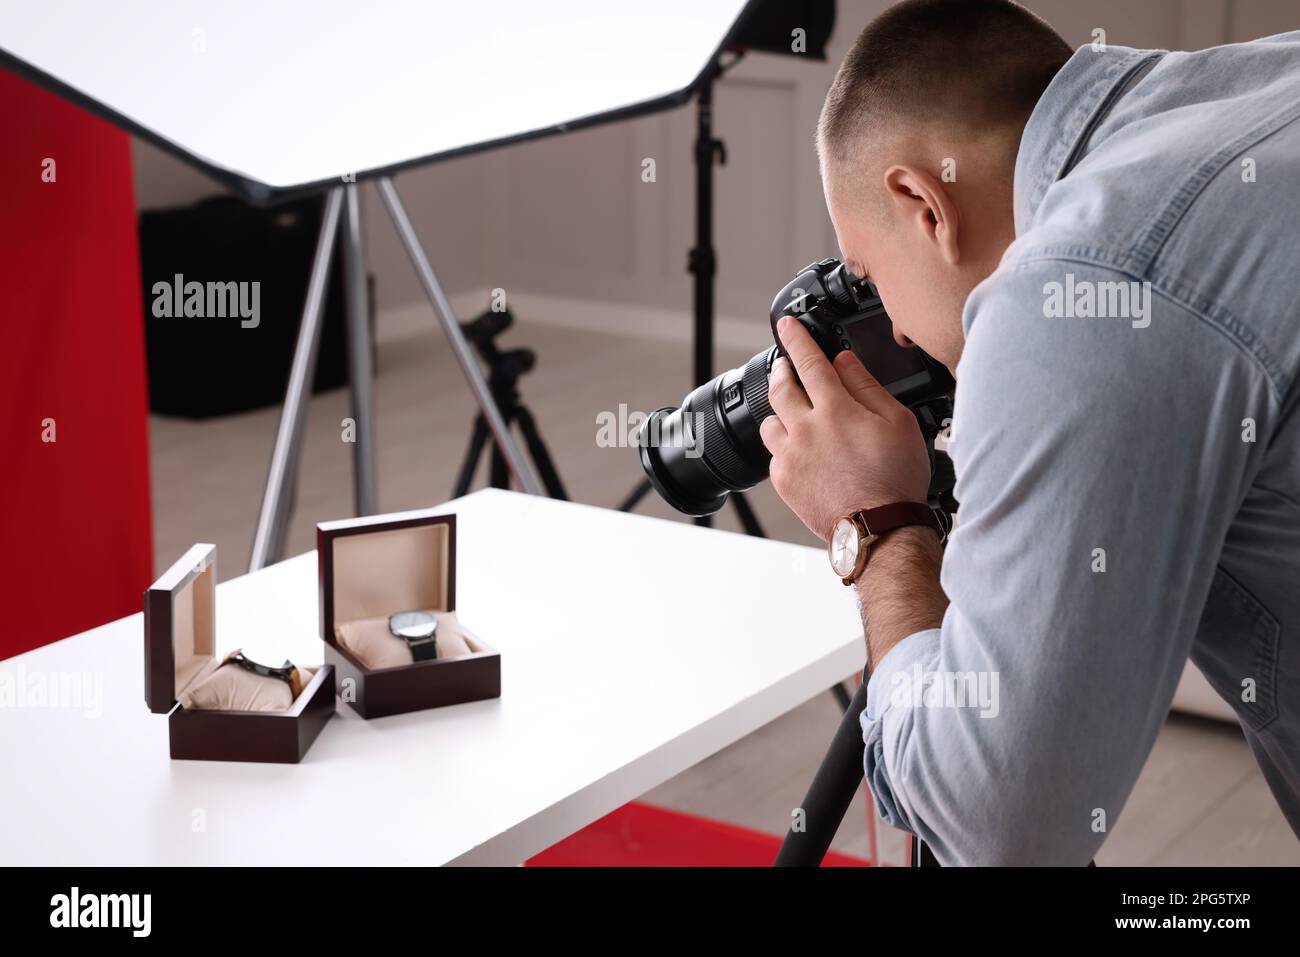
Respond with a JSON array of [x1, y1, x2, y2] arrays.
[[637, 347, 778, 516], [638, 258, 957, 519], [637, 348, 774, 514]]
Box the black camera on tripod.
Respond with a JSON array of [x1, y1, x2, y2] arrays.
[[454, 306, 567, 500], [637, 258, 956, 516]]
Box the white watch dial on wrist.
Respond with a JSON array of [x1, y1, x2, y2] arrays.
[[829, 517, 860, 579]]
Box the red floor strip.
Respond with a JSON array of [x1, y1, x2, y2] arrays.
[[526, 802, 872, 867]]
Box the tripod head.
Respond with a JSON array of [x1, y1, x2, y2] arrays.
[[452, 303, 568, 502], [461, 307, 535, 384]]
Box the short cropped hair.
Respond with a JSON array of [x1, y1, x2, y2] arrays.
[[817, 0, 1073, 169]]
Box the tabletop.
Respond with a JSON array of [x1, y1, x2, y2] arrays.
[[0, 489, 864, 865]]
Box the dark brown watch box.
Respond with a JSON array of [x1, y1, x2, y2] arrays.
[[317, 510, 501, 719], [144, 544, 336, 763]]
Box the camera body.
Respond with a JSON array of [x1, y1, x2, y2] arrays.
[[637, 259, 955, 518], [768, 258, 954, 407]]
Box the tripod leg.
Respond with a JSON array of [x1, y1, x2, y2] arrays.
[[454, 415, 491, 498], [830, 682, 852, 711], [617, 479, 653, 512], [909, 836, 942, 867], [376, 177, 545, 496], [486, 391, 514, 490], [774, 679, 869, 866], [489, 430, 510, 490], [512, 405, 568, 500], [249, 188, 344, 572], [341, 183, 378, 516], [729, 491, 766, 538]]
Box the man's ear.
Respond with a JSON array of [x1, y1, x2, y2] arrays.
[[882, 164, 961, 265]]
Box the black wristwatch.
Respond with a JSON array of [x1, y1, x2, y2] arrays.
[[222, 649, 307, 697], [388, 610, 439, 662], [226, 650, 296, 683]]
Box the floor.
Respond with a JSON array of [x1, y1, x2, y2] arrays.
[[149, 314, 1300, 865]]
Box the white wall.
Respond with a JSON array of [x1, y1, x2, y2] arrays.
[[130, 0, 1296, 349]]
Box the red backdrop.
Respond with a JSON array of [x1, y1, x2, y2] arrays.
[[0, 67, 153, 658]]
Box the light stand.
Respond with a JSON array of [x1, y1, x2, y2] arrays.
[[248, 177, 546, 572], [618, 54, 767, 538]]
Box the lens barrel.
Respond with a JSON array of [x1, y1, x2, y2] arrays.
[[638, 258, 955, 519], [637, 347, 778, 516]]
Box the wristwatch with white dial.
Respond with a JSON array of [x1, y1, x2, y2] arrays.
[[829, 502, 947, 586], [388, 610, 440, 662]]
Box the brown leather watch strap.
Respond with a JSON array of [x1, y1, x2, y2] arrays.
[[856, 501, 946, 541]]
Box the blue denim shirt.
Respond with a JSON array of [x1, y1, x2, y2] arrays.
[[862, 33, 1300, 864]]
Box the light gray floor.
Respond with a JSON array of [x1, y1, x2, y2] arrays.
[[150, 316, 1299, 865]]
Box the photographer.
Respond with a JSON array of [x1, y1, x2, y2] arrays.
[[761, 0, 1300, 863]]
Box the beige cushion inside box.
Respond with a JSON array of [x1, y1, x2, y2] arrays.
[[330, 522, 471, 670], [336, 610, 471, 670], [170, 561, 316, 713], [178, 659, 317, 713]]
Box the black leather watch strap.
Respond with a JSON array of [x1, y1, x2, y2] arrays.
[[404, 636, 439, 662], [389, 611, 439, 662]]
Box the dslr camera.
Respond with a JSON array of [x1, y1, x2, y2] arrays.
[[637, 258, 956, 517]]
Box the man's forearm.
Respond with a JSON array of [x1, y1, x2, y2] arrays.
[[855, 525, 948, 670]]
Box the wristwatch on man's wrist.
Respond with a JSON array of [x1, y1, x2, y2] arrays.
[[388, 610, 440, 662], [828, 502, 948, 586]]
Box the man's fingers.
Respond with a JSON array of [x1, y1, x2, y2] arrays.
[[833, 349, 899, 418], [758, 414, 788, 455], [767, 354, 811, 419], [777, 316, 846, 408]]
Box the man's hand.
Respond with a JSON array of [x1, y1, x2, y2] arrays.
[[761, 315, 947, 668], [759, 315, 932, 541]]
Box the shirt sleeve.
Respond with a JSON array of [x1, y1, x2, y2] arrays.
[[860, 257, 1274, 864]]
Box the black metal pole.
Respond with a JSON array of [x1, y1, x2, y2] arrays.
[[688, 66, 722, 528], [774, 678, 870, 866], [691, 70, 718, 395]]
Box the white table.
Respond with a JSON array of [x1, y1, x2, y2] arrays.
[[0, 490, 863, 865]]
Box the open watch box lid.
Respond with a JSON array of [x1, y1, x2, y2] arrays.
[[144, 543, 217, 714], [318, 510, 456, 648]]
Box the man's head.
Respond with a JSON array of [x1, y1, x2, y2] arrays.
[[817, 0, 1072, 372]]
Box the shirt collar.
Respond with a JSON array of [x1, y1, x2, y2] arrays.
[[1014, 44, 1165, 233]]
